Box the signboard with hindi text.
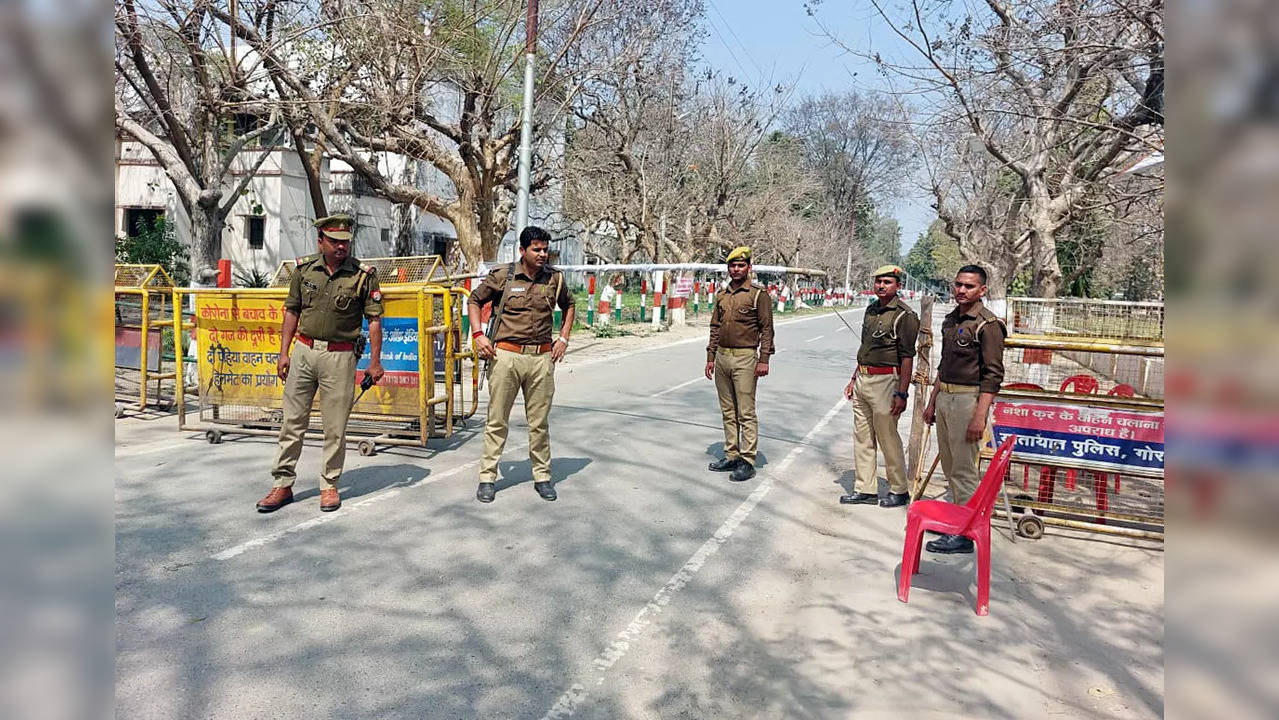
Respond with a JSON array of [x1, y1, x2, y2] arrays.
[[992, 400, 1164, 475], [195, 293, 427, 417], [195, 295, 287, 406]]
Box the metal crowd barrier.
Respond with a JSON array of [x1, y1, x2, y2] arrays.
[[114, 264, 178, 415], [993, 298, 1165, 540], [172, 283, 478, 454]]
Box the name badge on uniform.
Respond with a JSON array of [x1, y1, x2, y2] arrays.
[[510, 286, 527, 293]]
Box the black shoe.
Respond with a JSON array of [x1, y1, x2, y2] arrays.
[[476, 482, 495, 503], [925, 534, 974, 554], [534, 481, 557, 501], [880, 492, 909, 508], [729, 462, 756, 482], [839, 492, 879, 505], [709, 456, 741, 472]]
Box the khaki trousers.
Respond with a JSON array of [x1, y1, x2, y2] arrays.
[[852, 371, 908, 494], [935, 387, 983, 503], [271, 340, 356, 491], [481, 348, 555, 483], [715, 348, 760, 465]]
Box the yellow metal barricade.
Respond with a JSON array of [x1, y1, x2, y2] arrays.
[[992, 298, 1165, 540], [114, 264, 177, 415], [173, 282, 478, 453]]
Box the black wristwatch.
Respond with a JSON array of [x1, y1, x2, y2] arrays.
[[893, 391, 910, 401]]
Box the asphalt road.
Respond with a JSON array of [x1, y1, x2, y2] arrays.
[[115, 308, 1164, 719]]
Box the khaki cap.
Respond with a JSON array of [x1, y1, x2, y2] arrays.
[[314, 214, 354, 241], [872, 264, 904, 281]]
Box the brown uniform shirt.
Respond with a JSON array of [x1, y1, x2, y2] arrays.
[[470, 263, 574, 345], [856, 296, 920, 368], [938, 300, 1006, 394], [285, 255, 383, 342], [707, 281, 775, 363]]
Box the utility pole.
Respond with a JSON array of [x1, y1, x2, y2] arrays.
[[514, 0, 539, 235], [844, 244, 852, 305]]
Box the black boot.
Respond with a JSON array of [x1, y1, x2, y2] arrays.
[[839, 492, 879, 505], [534, 481, 557, 501], [925, 534, 974, 554], [476, 482, 496, 503], [709, 456, 741, 472], [729, 462, 756, 482], [879, 492, 909, 508]]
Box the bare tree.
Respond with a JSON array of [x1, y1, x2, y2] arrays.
[[114, 0, 280, 284], [813, 0, 1164, 296], [217, 0, 609, 270], [783, 91, 913, 241]]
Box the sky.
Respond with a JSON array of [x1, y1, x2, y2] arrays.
[[693, 0, 935, 256]]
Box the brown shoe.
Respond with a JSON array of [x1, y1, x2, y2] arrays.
[[256, 486, 293, 513], [320, 488, 341, 512]]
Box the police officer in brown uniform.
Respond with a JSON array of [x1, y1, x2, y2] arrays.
[[840, 264, 920, 508], [922, 264, 1006, 553], [468, 226, 575, 503], [705, 246, 775, 482], [257, 214, 385, 513]]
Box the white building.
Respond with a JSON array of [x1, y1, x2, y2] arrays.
[[115, 135, 406, 280]]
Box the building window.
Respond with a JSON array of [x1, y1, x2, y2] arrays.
[[380, 228, 391, 249], [245, 216, 266, 249], [123, 208, 163, 238]]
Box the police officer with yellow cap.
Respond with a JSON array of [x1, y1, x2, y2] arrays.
[[840, 264, 920, 507], [256, 214, 385, 514], [705, 246, 774, 482], [922, 264, 1006, 553]]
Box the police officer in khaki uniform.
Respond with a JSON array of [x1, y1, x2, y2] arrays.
[[469, 226, 575, 504], [705, 246, 775, 482], [257, 214, 385, 513], [840, 264, 920, 508], [922, 264, 1006, 553]]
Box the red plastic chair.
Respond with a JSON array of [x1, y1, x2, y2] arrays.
[[1060, 374, 1099, 395], [898, 436, 1018, 616], [1108, 383, 1136, 397]]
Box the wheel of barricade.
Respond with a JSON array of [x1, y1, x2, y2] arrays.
[[358, 440, 376, 457], [1017, 514, 1045, 540], [206, 429, 223, 444]]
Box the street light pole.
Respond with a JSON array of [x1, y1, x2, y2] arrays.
[[514, 0, 539, 235]]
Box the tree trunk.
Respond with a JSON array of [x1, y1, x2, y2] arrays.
[[189, 206, 224, 286], [393, 202, 415, 256], [1027, 177, 1063, 297]]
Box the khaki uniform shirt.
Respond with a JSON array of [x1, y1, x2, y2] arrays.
[[938, 300, 1006, 393], [285, 255, 383, 342], [856, 296, 920, 368], [707, 281, 775, 363], [471, 263, 574, 344]]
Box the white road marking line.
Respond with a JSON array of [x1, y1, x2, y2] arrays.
[[806, 335, 824, 342], [210, 455, 490, 561], [540, 397, 849, 720], [834, 326, 848, 333], [651, 377, 703, 398]]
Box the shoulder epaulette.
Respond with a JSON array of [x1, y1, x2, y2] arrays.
[[975, 309, 1007, 337], [295, 254, 319, 266], [359, 262, 375, 274]]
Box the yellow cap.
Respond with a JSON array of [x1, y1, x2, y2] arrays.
[[726, 246, 751, 263], [872, 264, 903, 280]]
